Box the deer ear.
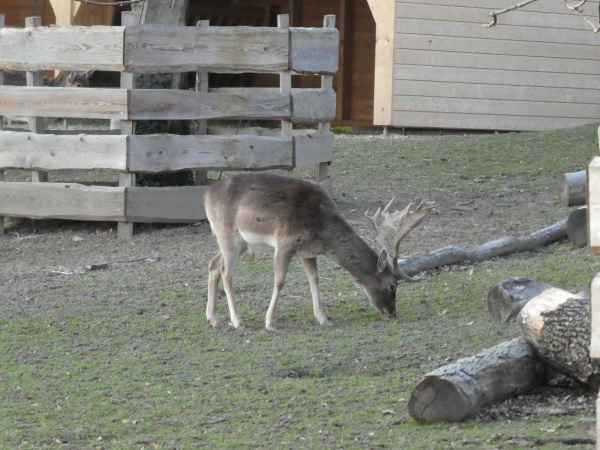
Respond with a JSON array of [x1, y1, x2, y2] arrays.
[[377, 250, 388, 273]]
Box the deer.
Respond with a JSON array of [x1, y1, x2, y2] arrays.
[[204, 173, 432, 330]]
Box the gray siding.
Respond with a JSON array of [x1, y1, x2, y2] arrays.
[[393, 0, 600, 130]]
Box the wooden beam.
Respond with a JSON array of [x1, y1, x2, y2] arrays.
[[289, 27, 339, 75], [128, 134, 294, 172], [0, 182, 125, 221], [194, 19, 210, 186], [366, 0, 395, 126], [0, 14, 5, 235], [126, 186, 207, 223], [49, 0, 74, 26], [0, 26, 125, 72], [124, 26, 289, 73], [0, 86, 127, 120], [0, 131, 127, 171]]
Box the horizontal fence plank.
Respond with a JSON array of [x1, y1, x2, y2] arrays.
[[0, 182, 125, 220], [396, 33, 600, 62], [126, 186, 207, 223], [129, 89, 290, 121], [124, 25, 288, 73], [0, 26, 124, 71], [210, 88, 336, 122], [396, 3, 596, 31], [290, 28, 339, 74], [392, 95, 600, 118], [0, 87, 335, 123], [128, 134, 293, 172], [395, 18, 600, 46], [0, 131, 127, 170], [395, 48, 600, 75], [295, 132, 334, 167], [396, 0, 600, 15], [391, 110, 593, 130], [394, 80, 600, 105], [0, 87, 127, 119], [394, 65, 600, 90]]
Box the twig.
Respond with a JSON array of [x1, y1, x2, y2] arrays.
[[483, 0, 541, 27]]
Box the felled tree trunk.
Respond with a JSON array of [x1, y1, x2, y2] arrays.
[[561, 170, 586, 207], [398, 220, 567, 276], [408, 338, 543, 423], [487, 277, 553, 323], [518, 287, 599, 386], [566, 207, 587, 248]]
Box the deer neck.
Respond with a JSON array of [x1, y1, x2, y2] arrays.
[[323, 214, 382, 286]]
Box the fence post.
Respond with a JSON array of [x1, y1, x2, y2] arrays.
[[315, 14, 336, 183], [117, 11, 138, 239], [278, 14, 293, 167], [25, 16, 47, 184], [0, 14, 4, 235], [194, 19, 210, 186]]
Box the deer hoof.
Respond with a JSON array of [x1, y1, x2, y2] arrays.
[[317, 315, 332, 326], [208, 317, 220, 328], [229, 320, 243, 329]]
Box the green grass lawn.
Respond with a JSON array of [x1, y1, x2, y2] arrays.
[[2, 125, 600, 449]]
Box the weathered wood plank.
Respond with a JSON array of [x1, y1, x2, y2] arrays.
[[393, 80, 600, 105], [129, 89, 291, 121], [395, 18, 600, 46], [290, 27, 339, 74], [0, 131, 127, 171], [392, 95, 600, 118], [588, 156, 600, 254], [124, 25, 289, 73], [293, 88, 336, 123], [126, 186, 207, 223], [396, 49, 600, 76], [396, 33, 600, 62], [0, 26, 124, 71], [391, 110, 593, 131], [396, 0, 600, 15], [128, 134, 293, 172], [394, 65, 600, 90], [0, 87, 128, 120], [0, 182, 125, 220], [396, 3, 597, 30], [295, 133, 334, 167]]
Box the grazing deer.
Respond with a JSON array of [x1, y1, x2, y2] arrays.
[[204, 173, 431, 330]]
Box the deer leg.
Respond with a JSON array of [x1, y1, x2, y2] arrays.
[[217, 236, 244, 329], [302, 257, 330, 325], [265, 248, 292, 331], [206, 253, 222, 327]]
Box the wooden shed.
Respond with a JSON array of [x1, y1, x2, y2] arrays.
[[369, 0, 600, 131]]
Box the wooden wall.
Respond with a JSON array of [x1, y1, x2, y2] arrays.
[[1, 0, 55, 26], [390, 0, 600, 131]]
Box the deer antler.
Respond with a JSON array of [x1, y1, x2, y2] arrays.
[[365, 199, 434, 277]]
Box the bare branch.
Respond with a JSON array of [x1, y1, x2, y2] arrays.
[[483, 0, 541, 28]]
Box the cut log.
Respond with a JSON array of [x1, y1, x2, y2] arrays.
[[487, 277, 553, 323], [561, 170, 586, 207], [397, 219, 567, 277], [566, 207, 587, 248], [518, 286, 598, 386], [408, 338, 543, 423]]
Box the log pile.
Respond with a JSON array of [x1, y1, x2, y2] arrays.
[[409, 278, 598, 423]]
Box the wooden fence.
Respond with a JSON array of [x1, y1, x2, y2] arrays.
[[0, 14, 339, 238]]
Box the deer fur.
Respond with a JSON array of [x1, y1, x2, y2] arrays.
[[204, 173, 404, 330]]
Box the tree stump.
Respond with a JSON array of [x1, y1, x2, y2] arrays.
[[566, 207, 587, 248], [487, 277, 553, 323]]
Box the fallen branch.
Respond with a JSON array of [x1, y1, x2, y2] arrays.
[[397, 219, 567, 277]]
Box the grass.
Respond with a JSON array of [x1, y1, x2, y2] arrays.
[[2, 125, 600, 449]]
